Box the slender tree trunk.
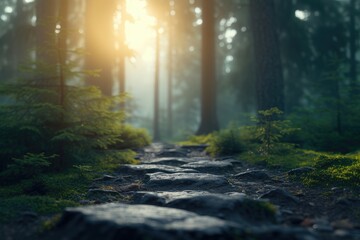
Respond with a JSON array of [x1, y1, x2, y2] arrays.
[[167, 7, 174, 138], [153, 25, 161, 141], [197, 0, 219, 135], [58, 0, 68, 109], [250, 0, 284, 112], [35, 0, 57, 79], [119, 0, 126, 109], [349, 0, 358, 97], [57, 0, 69, 169]]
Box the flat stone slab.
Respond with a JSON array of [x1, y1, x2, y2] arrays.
[[118, 164, 198, 174], [142, 157, 196, 166], [260, 189, 300, 205], [144, 172, 233, 191], [233, 170, 271, 181], [133, 191, 277, 223], [180, 160, 234, 173], [53, 203, 240, 240], [133, 190, 227, 205], [156, 149, 188, 158]]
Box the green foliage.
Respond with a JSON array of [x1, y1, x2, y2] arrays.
[[111, 125, 151, 150], [289, 105, 360, 153], [0, 149, 136, 223], [96, 150, 137, 172], [0, 78, 126, 172], [207, 126, 244, 156], [178, 134, 214, 146], [287, 56, 360, 153], [240, 148, 360, 188], [0, 196, 77, 223], [240, 149, 317, 170], [251, 108, 299, 155], [1, 153, 56, 179]]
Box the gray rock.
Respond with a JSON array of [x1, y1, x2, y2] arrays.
[[118, 164, 198, 174], [156, 149, 188, 158], [133, 191, 277, 224], [93, 174, 117, 182], [260, 189, 300, 205], [142, 157, 195, 166], [179, 144, 209, 152], [133, 190, 212, 205], [53, 203, 241, 240], [87, 189, 122, 203], [144, 172, 233, 191], [287, 167, 315, 176], [233, 170, 271, 181], [180, 160, 234, 173]]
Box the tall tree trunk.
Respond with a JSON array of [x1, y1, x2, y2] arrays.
[[250, 0, 284, 112], [85, 0, 116, 96], [119, 0, 126, 109], [58, 0, 68, 109], [197, 0, 219, 135], [349, 0, 358, 97], [153, 24, 161, 141], [56, 0, 68, 169], [167, 4, 174, 138], [36, 0, 57, 80]]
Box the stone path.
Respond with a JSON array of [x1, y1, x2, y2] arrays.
[[49, 144, 360, 240]]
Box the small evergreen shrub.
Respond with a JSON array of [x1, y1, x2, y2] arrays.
[[251, 108, 299, 155], [0, 153, 56, 180]]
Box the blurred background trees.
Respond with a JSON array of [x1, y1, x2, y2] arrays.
[[0, 0, 359, 154]]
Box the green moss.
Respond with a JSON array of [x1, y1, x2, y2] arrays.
[[302, 152, 360, 187], [41, 214, 62, 232], [240, 148, 360, 188], [240, 149, 316, 170], [178, 134, 214, 146]]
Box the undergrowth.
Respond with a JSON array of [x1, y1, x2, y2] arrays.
[[0, 150, 137, 223], [182, 108, 360, 189]]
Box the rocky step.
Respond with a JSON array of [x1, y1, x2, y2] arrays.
[[48, 203, 321, 240], [118, 164, 198, 174], [132, 191, 277, 224], [143, 172, 234, 192]]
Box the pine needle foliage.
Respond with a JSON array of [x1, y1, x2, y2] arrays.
[[0, 38, 130, 176]]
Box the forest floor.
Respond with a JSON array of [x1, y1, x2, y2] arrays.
[[1, 143, 360, 240]]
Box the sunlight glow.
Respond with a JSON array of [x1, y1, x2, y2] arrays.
[[1, 15, 8, 21], [4, 6, 13, 13], [24, 0, 35, 3], [295, 10, 310, 21], [55, 24, 61, 34], [113, 0, 156, 62]]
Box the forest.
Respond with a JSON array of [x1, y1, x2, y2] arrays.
[[0, 0, 359, 239]]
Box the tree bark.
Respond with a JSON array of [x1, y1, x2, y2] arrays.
[[167, 3, 174, 138], [153, 24, 161, 141], [250, 0, 284, 112], [119, 0, 126, 109], [197, 0, 219, 135], [349, 0, 358, 97], [35, 0, 57, 79]]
